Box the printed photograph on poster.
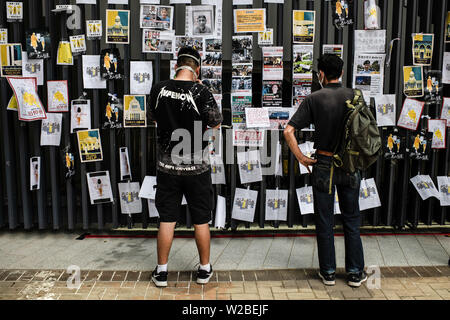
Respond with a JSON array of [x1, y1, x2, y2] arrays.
[[106, 9, 130, 44], [428, 119, 446, 149], [0, 43, 22, 77], [231, 76, 251, 93], [232, 64, 252, 77], [323, 44, 344, 58], [293, 45, 313, 78], [375, 94, 396, 127], [22, 52, 44, 86], [296, 186, 314, 215], [175, 36, 204, 54], [210, 154, 226, 185], [47, 80, 69, 112], [353, 53, 385, 103], [86, 20, 102, 40], [441, 97, 450, 127], [332, 0, 353, 29], [202, 66, 222, 80], [237, 150, 263, 184], [87, 171, 113, 205], [403, 66, 424, 97], [409, 129, 432, 161], [82, 55, 106, 89], [245, 108, 270, 129], [62, 147, 75, 179], [359, 178, 381, 211], [139, 176, 157, 200], [101, 48, 123, 80], [298, 141, 315, 174], [70, 99, 91, 133], [354, 30, 386, 54], [262, 81, 283, 108], [293, 10, 315, 44], [77, 129, 103, 163], [410, 175, 440, 201], [143, 30, 175, 54], [231, 94, 251, 125], [293, 80, 312, 109], [262, 47, 283, 81], [140, 5, 173, 30], [412, 33, 434, 66], [204, 38, 222, 52], [56, 41, 73, 65], [233, 8, 266, 34], [203, 52, 222, 67], [258, 28, 273, 46], [397, 98, 424, 131], [437, 176, 450, 206], [202, 79, 222, 95], [30, 157, 40, 191], [233, 128, 264, 147], [124, 95, 146, 128], [265, 189, 288, 221], [7, 77, 46, 121], [204, 127, 222, 157], [69, 35, 86, 55], [232, 36, 252, 64], [6, 2, 23, 22], [118, 182, 142, 214], [265, 107, 293, 130], [40, 113, 62, 147], [119, 147, 132, 181], [130, 61, 153, 95], [424, 70, 442, 103], [0, 29, 7, 44], [26, 30, 50, 59], [382, 127, 405, 160], [186, 5, 215, 37], [231, 188, 258, 223]]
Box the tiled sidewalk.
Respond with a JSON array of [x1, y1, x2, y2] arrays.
[[0, 266, 449, 300]]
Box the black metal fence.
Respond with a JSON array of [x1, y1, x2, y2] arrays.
[[0, 0, 448, 232]]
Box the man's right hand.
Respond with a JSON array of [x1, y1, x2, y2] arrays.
[[297, 154, 317, 174]]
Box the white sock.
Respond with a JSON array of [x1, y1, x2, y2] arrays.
[[157, 264, 168, 273], [199, 263, 211, 272]]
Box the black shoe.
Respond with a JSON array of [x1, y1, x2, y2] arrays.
[[151, 267, 168, 287], [196, 265, 213, 285], [318, 271, 336, 286], [347, 271, 368, 288]]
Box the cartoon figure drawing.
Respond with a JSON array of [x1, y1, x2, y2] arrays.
[[413, 134, 421, 153], [30, 32, 38, 51], [407, 109, 417, 123], [112, 15, 124, 35], [23, 92, 38, 107], [96, 179, 104, 197], [106, 102, 112, 123], [104, 52, 111, 72], [387, 134, 394, 152], [53, 91, 66, 105]]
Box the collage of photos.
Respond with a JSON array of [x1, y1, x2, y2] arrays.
[[140, 5, 173, 30], [142, 30, 175, 54], [292, 45, 313, 108], [232, 35, 253, 95]]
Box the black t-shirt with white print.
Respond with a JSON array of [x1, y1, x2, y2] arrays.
[[148, 79, 223, 176]]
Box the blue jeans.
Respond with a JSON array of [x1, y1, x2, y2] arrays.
[[311, 155, 365, 275]]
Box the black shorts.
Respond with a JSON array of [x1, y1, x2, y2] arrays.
[[155, 170, 213, 225]]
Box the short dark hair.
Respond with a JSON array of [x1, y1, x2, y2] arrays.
[[177, 46, 201, 69], [197, 15, 207, 20], [317, 54, 344, 81]]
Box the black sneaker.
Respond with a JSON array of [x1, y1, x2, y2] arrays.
[[196, 265, 213, 285], [347, 271, 368, 288], [151, 267, 168, 287], [318, 271, 336, 286]]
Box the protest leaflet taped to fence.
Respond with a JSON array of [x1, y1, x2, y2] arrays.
[[292, 45, 313, 108], [186, 5, 216, 37], [403, 66, 424, 98], [332, 0, 353, 29], [119, 147, 132, 181], [374, 94, 396, 127], [69, 35, 86, 56], [245, 108, 270, 129], [296, 186, 314, 215], [147, 199, 159, 218], [26, 30, 50, 59], [409, 129, 432, 161], [353, 53, 385, 103], [143, 30, 175, 54], [86, 20, 102, 40], [397, 98, 424, 131], [323, 44, 343, 58], [265, 189, 288, 221], [47, 80, 69, 112], [140, 5, 173, 30], [103, 93, 123, 129], [410, 175, 440, 201], [139, 176, 157, 200], [106, 10, 130, 44], [258, 28, 273, 46], [210, 154, 226, 185], [428, 119, 446, 149], [231, 188, 258, 223], [0, 29, 7, 44], [293, 10, 315, 44], [40, 113, 62, 147], [130, 61, 153, 95], [383, 127, 406, 160], [215, 195, 226, 229], [232, 35, 252, 64], [298, 141, 315, 174], [118, 182, 142, 214], [424, 70, 442, 103], [77, 129, 103, 163], [22, 52, 44, 86], [101, 48, 123, 80], [233, 8, 266, 34], [56, 41, 73, 66], [87, 171, 113, 205], [82, 55, 106, 89], [7, 77, 46, 121], [262, 46, 283, 81], [232, 93, 251, 125], [412, 33, 434, 66], [441, 97, 450, 127], [437, 176, 450, 206], [265, 107, 294, 130], [71, 99, 91, 133], [30, 157, 40, 191], [123, 95, 147, 128], [354, 30, 386, 53], [233, 128, 264, 147], [359, 178, 381, 211], [0, 43, 23, 76], [237, 150, 263, 184], [262, 81, 283, 108], [6, 2, 23, 22]]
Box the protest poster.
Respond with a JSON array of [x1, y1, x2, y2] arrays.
[[412, 33, 434, 66], [87, 171, 114, 204], [82, 55, 106, 89], [22, 52, 44, 86], [103, 93, 123, 129], [106, 10, 130, 44], [323, 44, 344, 58], [119, 147, 132, 181], [140, 5, 173, 30], [142, 30, 175, 54], [233, 9, 266, 33], [30, 157, 40, 191], [7, 77, 46, 121], [298, 141, 315, 174], [437, 176, 450, 206], [118, 182, 142, 214], [374, 94, 396, 127], [130, 61, 153, 95], [258, 28, 273, 46], [86, 20, 102, 40], [123, 95, 147, 128], [262, 81, 283, 108], [441, 97, 450, 127], [233, 128, 264, 147], [139, 176, 157, 200], [100, 48, 123, 80], [292, 45, 313, 107], [265, 189, 288, 221], [77, 129, 103, 163], [47, 80, 69, 112], [403, 66, 424, 98], [262, 46, 283, 81], [410, 175, 440, 201], [186, 5, 216, 37], [0, 43, 22, 76], [56, 41, 73, 65], [40, 113, 62, 147], [210, 154, 226, 185], [26, 30, 50, 59], [382, 127, 405, 160], [444, 53, 450, 84], [354, 30, 386, 53], [6, 2, 23, 22], [237, 150, 263, 184], [397, 98, 424, 131], [428, 119, 446, 149], [424, 70, 442, 103], [69, 34, 86, 55], [231, 188, 258, 223], [245, 108, 270, 129], [353, 53, 385, 104], [214, 195, 226, 229], [232, 94, 251, 125], [0, 29, 7, 44], [359, 178, 381, 211], [293, 10, 315, 44], [296, 186, 314, 215], [71, 99, 91, 133], [408, 129, 432, 161], [332, 0, 353, 29]]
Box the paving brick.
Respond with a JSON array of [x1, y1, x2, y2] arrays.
[[313, 290, 330, 299], [422, 266, 443, 277], [273, 293, 288, 300], [435, 266, 450, 276], [111, 271, 127, 282], [296, 280, 311, 290], [160, 294, 176, 300], [307, 279, 327, 291], [329, 291, 344, 300], [139, 271, 152, 282], [230, 271, 243, 282], [125, 271, 140, 281], [282, 280, 298, 289], [84, 271, 102, 282], [175, 294, 202, 300], [120, 281, 136, 288], [231, 293, 261, 300], [167, 271, 178, 282], [178, 271, 192, 281], [256, 281, 283, 287], [428, 282, 450, 290], [4, 271, 24, 281], [271, 286, 298, 293], [435, 289, 450, 299], [217, 271, 230, 282], [287, 292, 315, 300], [93, 281, 122, 288], [161, 287, 189, 295], [415, 296, 443, 300], [216, 294, 231, 300], [266, 270, 283, 281], [99, 271, 114, 282], [242, 271, 256, 282], [18, 271, 37, 281]]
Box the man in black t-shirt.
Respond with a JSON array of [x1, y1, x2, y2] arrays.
[[284, 54, 367, 288], [148, 47, 222, 287]]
